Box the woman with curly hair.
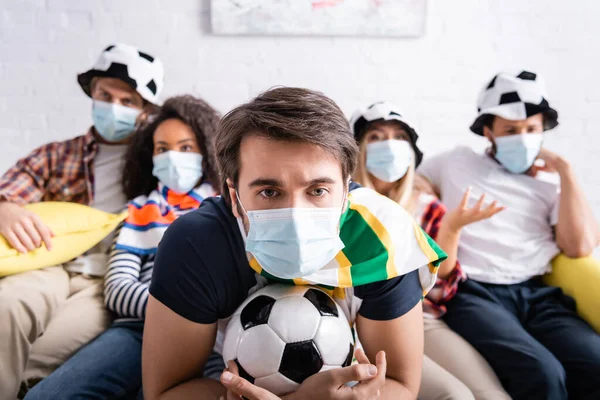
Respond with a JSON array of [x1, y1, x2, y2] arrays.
[[25, 95, 221, 400]]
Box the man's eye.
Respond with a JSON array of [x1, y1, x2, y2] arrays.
[[312, 188, 328, 197], [260, 189, 278, 198]]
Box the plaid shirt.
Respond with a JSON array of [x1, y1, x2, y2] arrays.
[[0, 129, 97, 205], [417, 195, 467, 319]]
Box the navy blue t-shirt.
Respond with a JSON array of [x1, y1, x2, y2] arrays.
[[149, 196, 422, 324]]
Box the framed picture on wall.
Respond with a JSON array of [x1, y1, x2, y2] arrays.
[[211, 0, 427, 37]]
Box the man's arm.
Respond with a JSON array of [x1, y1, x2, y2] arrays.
[[142, 295, 226, 400], [0, 145, 52, 205], [536, 150, 600, 257], [355, 302, 423, 399]]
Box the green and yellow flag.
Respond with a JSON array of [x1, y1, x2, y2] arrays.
[[248, 187, 447, 296]]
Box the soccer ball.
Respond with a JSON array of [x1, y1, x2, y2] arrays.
[[222, 284, 355, 395]]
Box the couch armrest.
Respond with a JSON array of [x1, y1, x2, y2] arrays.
[[544, 254, 600, 333]]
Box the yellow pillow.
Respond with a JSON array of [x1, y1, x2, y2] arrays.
[[0, 202, 127, 277], [544, 254, 600, 333]]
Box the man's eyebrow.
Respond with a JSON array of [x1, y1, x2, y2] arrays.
[[302, 177, 337, 186], [248, 178, 283, 188]]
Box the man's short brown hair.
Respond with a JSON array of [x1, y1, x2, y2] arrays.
[[216, 87, 358, 204]]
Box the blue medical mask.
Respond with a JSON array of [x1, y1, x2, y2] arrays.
[[152, 151, 203, 194], [366, 140, 412, 182], [237, 196, 346, 280], [493, 133, 544, 174], [92, 100, 141, 142]]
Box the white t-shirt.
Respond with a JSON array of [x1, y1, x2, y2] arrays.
[[418, 146, 560, 284], [93, 143, 128, 214]]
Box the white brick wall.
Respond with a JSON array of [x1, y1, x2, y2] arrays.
[[1, 0, 599, 251]]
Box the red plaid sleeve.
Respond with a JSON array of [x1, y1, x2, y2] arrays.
[[0, 144, 55, 205]]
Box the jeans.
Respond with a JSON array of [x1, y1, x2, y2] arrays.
[[25, 321, 144, 400], [443, 278, 600, 400], [25, 319, 227, 400]]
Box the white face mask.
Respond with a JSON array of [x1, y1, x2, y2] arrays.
[[92, 100, 140, 142], [366, 140, 412, 182], [237, 194, 346, 280], [493, 133, 544, 174], [152, 151, 203, 194]]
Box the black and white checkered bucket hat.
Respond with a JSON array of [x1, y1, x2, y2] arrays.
[[470, 71, 559, 135], [78, 43, 164, 105]]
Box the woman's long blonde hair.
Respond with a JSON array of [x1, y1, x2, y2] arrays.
[[353, 135, 417, 213]]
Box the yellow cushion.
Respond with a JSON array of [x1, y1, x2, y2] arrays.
[[0, 202, 127, 277], [544, 254, 600, 333]]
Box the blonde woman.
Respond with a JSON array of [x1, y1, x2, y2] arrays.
[[350, 102, 510, 400]]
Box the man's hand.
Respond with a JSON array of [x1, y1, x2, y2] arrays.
[[220, 348, 386, 400], [443, 187, 505, 233], [0, 202, 53, 253], [221, 360, 280, 400], [530, 148, 570, 177]]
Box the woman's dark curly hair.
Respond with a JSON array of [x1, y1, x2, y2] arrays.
[[122, 95, 221, 199]]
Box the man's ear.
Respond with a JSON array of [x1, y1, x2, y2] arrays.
[[227, 178, 240, 218]]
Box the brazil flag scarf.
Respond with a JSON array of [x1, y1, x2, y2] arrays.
[[246, 187, 447, 296]]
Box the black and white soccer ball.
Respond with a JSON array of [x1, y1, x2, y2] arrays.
[[470, 70, 558, 135], [78, 43, 164, 104], [222, 284, 354, 396]]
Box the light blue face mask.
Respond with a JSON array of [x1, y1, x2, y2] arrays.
[[152, 151, 203, 194], [237, 196, 346, 280], [493, 133, 544, 174], [92, 100, 141, 142], [366, 139, 413, 182]]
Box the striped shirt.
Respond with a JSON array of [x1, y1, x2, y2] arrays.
[[0, 129, 97, 205], [104, 236, 155, 321], [104, 205, 192, 322]]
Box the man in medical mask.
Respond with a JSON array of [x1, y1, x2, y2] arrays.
[[418, 71, 600, 400], [142, 87, 447, 399], [0, 43, 163, 399]]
